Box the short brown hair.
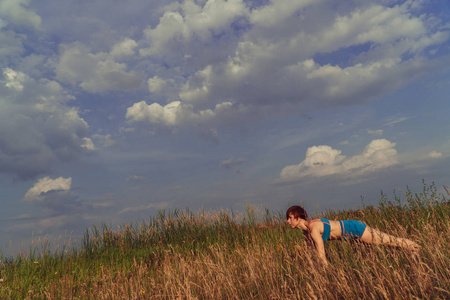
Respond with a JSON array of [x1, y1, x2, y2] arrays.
[[286, 205, 308, 220]]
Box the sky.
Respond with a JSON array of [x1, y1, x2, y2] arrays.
[[1, 0, 449, 256]]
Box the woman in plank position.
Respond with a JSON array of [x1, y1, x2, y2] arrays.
[[286, 205, 419, 264]]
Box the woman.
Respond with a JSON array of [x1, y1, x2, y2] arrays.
[[286, 205, 419, 264]]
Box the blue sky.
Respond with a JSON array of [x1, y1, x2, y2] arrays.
[[1, 0, 449, 256]]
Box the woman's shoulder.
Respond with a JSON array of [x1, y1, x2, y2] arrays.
[[308, 218, 323, 223], [309, 218, 336, 230], [308, 219, 325, 229], [309, 218, 330, 223]]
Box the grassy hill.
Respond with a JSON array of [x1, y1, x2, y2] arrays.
[[1, 182, 449, 299]]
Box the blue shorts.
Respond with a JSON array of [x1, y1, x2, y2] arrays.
[[339, 220, 367, 240]]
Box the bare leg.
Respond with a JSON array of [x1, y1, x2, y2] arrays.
[[360, 227, 420, 252]]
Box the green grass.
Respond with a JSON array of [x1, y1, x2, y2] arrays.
[[1, 182, 449, 299]]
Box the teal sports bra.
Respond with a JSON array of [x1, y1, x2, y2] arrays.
[[309, 219, 331, 241]]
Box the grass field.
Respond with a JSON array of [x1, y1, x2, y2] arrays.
[[1, 182, 449, 299]]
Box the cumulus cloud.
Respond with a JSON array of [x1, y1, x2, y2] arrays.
[[23, 176, 84, 213], [110, 38, 138, 58], [56, 43, 143, 93], [0, 0, 42, 29], [148, 76, 180, 99], [24, 176, 72, 201], [126, 99, 234, 127], [126, 101, 183, 126], [3, 67, 26, 90], [0, 68, 90, 180], [127, 0, 448, 130], [249, 0, 316, 27], [81, 137, 96, 151], [139, 0, 248, 56], [0, 27, 25, 62], [91, 134, 116, 148], [280, 139, 398, 181]]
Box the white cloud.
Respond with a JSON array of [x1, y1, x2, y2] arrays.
[[280, 139, 398, 180], [92, 134, 116, 148], [22, 176, 82, 214], [149, 76, 172, 93], [250, 0, 316, 27], [81, 137, 96, 151], [0, 0, 41, 29], [24, 176, 72, 201], [126, 100, 183, 126], [342, 139, 398, 172], [56, 43, 143, 93], [0, 28, 25, 60], [303, 58, 414, 101], [428, 151, 442, 159], [3, 68, 26, 90], [280, 145, 346, 179], [140, 0, 248, 56], [110, 38, 138, 57], [148, 76, 180, 99], [129, 1, 448, 130], [330, 4, 424, 45], [0, 68, 89, 180], [126, 99, 233, 127], [178, 65, 217, 107]]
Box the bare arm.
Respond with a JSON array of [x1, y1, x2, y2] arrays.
[[310, 227, 328, 265]]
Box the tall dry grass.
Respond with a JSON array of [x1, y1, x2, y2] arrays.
[[1, 182, 449, 299]]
